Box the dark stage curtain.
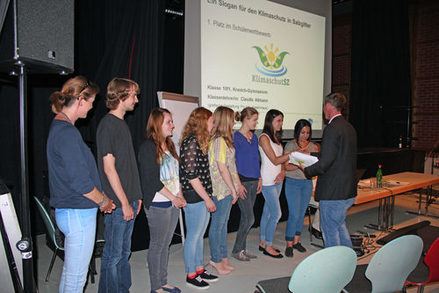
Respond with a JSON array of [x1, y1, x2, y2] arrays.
[[0, 0, 169, 250], [350, 0, 412, 148], [75, 0, 165, 153], [75, 0, 167, 251], [0, 82, 21, 204]]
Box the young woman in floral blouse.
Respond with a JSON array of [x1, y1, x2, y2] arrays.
[[179, 107, 218, 289]]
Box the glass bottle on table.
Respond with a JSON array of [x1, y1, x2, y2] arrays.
[[376, 165, 383, 188]]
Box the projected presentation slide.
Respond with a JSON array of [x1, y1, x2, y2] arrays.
[[201, 0, 326, 131]]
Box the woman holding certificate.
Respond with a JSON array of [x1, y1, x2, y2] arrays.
[[283, 119, 318, 257]]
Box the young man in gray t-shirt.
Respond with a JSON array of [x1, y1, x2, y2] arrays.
[[96, 78, 142, 292]]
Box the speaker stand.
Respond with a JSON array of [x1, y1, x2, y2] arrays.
[[14, 61, 35, 293]]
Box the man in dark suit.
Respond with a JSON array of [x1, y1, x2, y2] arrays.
[[303, 93, 357, 248]]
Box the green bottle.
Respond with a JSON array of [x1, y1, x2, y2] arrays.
[[376, 165, 383, 188]]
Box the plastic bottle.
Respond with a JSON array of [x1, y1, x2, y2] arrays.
[[398, 136, 403, 149], [376, 165, 383, 188]]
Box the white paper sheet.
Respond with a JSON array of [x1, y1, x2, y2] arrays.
[[289, 152, 319, 167]]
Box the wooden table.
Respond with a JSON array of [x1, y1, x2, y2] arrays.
[[355, 172, 439, 230]]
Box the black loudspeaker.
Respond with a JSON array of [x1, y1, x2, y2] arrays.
[[0, 0, 74, 74]]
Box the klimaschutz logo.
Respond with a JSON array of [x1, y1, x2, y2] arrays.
[[253, 43, 289, 77]]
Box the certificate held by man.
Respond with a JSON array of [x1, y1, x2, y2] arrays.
[[289, 151, 319, 167]]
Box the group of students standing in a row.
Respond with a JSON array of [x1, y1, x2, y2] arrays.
[[46, 76, 317, 293]]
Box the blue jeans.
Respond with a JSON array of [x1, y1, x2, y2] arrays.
[[144, 205, 179, 291], [209, 195, 233, 263], [320, 197, 355, 248], [183, 201, 210, 273], [232, 179, 258, 253], [260, 184, 282, 246], [98, 201, 138, 293], [55, 208, 97, 293], [285, 178, 312, 241]]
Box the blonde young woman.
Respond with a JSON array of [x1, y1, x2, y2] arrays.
[[138, 108, 187, 293], [231, 107, 261, 261], [179, 107, 218, 289], [208, 106, 245, 275]]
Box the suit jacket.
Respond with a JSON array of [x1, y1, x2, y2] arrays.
[[304, 115, 357, 201]]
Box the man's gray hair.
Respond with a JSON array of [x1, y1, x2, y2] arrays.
[[324, 93, 346, 112]]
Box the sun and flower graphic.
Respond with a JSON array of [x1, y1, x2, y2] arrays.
[[253, 43, 289, 77]]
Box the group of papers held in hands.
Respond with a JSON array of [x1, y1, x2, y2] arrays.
[[289, 152, 319, 168]]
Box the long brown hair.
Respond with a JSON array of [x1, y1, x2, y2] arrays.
[[146, 108, 178, 164], [211, 106, 234, 149], [180, 107, 212, 154], [262, 109, 283, 144]]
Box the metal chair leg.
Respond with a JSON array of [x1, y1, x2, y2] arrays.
[[45, 247, 58, 282]]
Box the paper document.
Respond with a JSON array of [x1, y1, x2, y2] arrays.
[[358, 179, 371, 188], [289, 152, 318, 167], [384, 180, 410, 187]]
